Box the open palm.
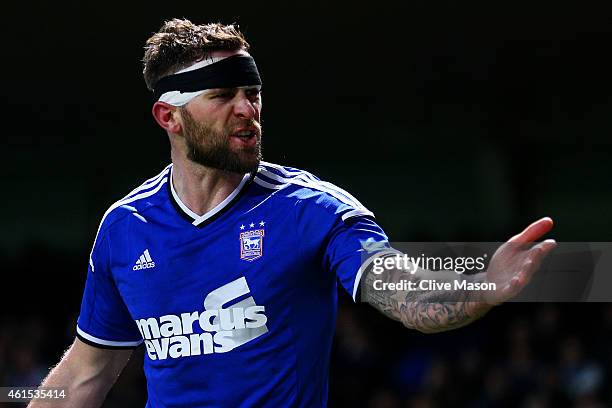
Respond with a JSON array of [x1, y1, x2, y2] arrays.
[[483, 217, 556, 305]]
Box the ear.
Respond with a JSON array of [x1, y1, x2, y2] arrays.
[[152, 101, 182, 133]]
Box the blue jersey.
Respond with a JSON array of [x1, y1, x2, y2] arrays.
[[76, 162, 390, 407]]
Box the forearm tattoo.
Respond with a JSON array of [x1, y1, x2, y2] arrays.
[[361, 257, 491, 333]]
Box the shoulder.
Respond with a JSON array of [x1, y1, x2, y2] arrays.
[[88, 164, 171, 271], [95, 164, 172, 237], [253, 161, 374, 223]]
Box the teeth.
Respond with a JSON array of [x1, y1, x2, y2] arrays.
[[236, 131, 252, 137]]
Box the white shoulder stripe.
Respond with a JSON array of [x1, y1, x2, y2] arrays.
[[259, 161, 304, 176], [259, 164, 367, 210], [293, 173, 368, 211], [89, 172, 169, 271], [341, 209, 375, 222], [257, 167, 369, 212], [123, 164, 172, 200], [77, 325, 143, 347], [260, 163, 329, 186], [142, 163, 172, 184], [254, 176, 289, 190]]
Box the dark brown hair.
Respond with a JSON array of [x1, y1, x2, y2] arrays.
[[143, 19, 250, 91]]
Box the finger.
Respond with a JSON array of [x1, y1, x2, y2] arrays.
[[509, 217, 554, 244], [527, 238, 557, 264], [501, 276, 523, 300], [507, 265, 537, 298], [514, 239, 557, 286], [530, 239, 557, 257], [525, 238, 557, 271], [498, 240, 556, 302]]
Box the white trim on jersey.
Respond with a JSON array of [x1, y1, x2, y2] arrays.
[[169, 166, 252, 226], [340, 209, 376, 221], [257, 164, 368, 209], [89, 168, 170, 272], [259, 161, 304, 176], [352, 249, 403, 301], [76, 325, 143, 347], [253, 176, 289, 190], [123, 164, 172, 200], [255, 165, 375, 221], [260, 162, 365, 207]]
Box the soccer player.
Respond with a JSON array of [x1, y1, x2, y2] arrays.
[[29, 19, 556, 408]]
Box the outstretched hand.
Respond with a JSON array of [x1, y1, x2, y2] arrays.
[[482, 217, 556, 305]]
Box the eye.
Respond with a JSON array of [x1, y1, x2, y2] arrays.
[[210, 90, 236, 100], [246, 88, 261, 101], [246, 88, 260, 96], [212, 92, 232, 99]]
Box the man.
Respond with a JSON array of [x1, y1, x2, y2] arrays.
[[30, 19, 555, 407]]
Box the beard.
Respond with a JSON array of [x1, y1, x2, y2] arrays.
[[179, 107, 262, 174]]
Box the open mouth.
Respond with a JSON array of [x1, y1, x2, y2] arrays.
[[230, 128, 258, 147], [234, 129, 256, 139]]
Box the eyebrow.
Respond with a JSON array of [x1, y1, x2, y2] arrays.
[[204, 85, 262, 94]]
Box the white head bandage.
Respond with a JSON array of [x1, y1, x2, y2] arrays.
[[157, 55, 230, 106]]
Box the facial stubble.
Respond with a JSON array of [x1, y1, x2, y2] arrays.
[[180, 107, 262, 174]]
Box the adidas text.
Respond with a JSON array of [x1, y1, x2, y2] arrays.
[[133, 262, 156, 271]]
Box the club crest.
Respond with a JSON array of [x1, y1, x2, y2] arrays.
[[240, 229, 265, 261]]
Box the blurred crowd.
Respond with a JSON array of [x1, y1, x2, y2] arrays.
[[0, 315, 147, 408], [332, 297, 612, 408]]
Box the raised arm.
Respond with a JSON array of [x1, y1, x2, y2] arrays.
[[27, 338, 133, 408], [361, 217, 556, 333]]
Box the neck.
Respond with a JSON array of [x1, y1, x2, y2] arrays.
[[170, 150, 246, 217]]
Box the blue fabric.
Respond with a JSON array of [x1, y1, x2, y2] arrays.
[[77, 162, 390, 407]]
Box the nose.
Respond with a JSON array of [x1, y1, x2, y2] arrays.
[[233, 94, 257, 120]]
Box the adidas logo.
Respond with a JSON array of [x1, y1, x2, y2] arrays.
[[133, 249, 156, 271]]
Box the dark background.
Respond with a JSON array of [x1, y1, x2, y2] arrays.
[[2, 1, 612, 407]]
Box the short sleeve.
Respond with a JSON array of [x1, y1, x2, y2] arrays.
[[324, 216, 394, 301], [76, 229, 143, 349], [292, 179, 395, 302]]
